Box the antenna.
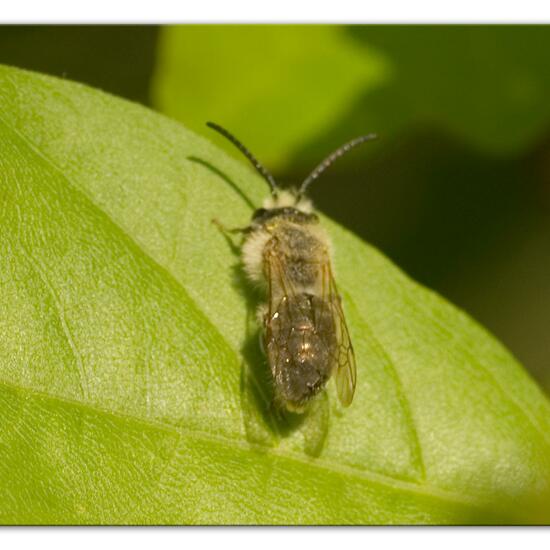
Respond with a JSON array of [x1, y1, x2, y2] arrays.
[[206, 122, 278, 196], [299, 133, 377, 196]]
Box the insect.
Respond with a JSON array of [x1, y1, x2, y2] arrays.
[[208, 122, 376, 413]]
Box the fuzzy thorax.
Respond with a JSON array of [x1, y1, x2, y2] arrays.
[[242, 190, 313, 284], [242, 192, 331, 289]]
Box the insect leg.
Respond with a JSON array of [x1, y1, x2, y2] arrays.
[[211, 218, 250, 255], [211, 218, 250, 234]]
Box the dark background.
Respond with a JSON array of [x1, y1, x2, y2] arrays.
[[1, 25, 548, 394]]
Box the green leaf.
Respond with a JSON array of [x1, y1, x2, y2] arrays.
[[153, 26, 550, 174], [347, 26, 550, 154], [0, 64, 549, 524], [151, 25, 387, 170], [297, 26, 550, 168]]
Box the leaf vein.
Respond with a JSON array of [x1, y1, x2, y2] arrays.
[[0, 377, 487, 510], [18, 242, 89, 399], [343, 289, 426, 481]]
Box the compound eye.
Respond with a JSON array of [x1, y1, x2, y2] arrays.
[[252, 208, 267, 220]]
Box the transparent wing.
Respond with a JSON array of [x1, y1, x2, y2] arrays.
[[263, 239, 356, 407], [263, 242, 299, 369], [320, 261, 357, 407], [263, 241, 325, 350]]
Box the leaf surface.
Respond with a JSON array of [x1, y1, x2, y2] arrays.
[[0, 65, 549, 524]]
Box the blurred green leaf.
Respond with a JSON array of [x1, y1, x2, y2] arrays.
[[296, 26, 550, 167], [0, 25, 158, 105], [352, 26, 550, 154], [151, 25, 388, 170], [153, 25, 550, 173], [1, 65, 550, 524]]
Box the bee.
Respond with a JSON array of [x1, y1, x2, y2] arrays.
[[208, 122, 376, 413]]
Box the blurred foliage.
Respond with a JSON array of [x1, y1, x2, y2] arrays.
[[151, 25, 388, 168], [153, 26, 550, 169], [342, 26, 550, 155], [0, 25, 157, 105]]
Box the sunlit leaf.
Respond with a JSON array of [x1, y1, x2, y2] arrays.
[[1, 65, 549, 524]]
